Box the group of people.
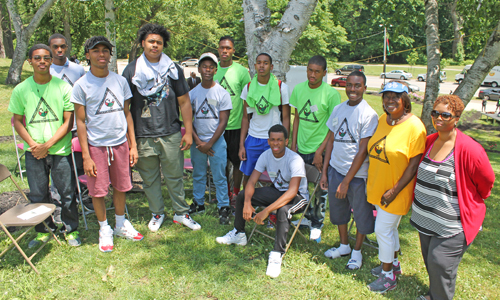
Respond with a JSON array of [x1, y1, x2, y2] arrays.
[[8, 23, 495, 299]]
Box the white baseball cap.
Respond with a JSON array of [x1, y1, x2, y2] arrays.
[[198, 52, 218, 65]]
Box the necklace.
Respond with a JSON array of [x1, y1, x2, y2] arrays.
[[389, 112, 406, 125]]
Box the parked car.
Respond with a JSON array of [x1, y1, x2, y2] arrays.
[[408, 84, 420, 92], [380, 70, 412, 80], [335, 64, 365, 75], [180, 58, 198, 67], [331, 76, 347, 87], [417, 71, 447, 82], [478, 88, 500, 101]]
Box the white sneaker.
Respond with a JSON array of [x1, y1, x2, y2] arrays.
[[148, 214, 165, 232], [266, 251, 283, 278], [99, 225, 114, 253], [173, 214, 201, 231], [292, 218, 311, 228], [310, 228, 322, 241], [114, 219, 144, 241], [216, 228, 247, 246]]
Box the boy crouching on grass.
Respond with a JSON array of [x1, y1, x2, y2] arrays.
[[72, 36, 143, 252], [188, 53, 233, 224]]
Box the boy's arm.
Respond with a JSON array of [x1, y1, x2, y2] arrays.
[[31, 111, 74, 159], [242, 168, 260, 221], [253, 176, 301, 225], [291, 108, 299, 152], [281, 104, 290, 139], [239, 101, 250, 161], [197, 110, 229, 156], [335, 137, 371, 199], [124, 99, 138, 167], [313, 131, 331, 171], [320, 131, 334, 190], [74, 103, 97, 177], [178, 92, 193, 150]]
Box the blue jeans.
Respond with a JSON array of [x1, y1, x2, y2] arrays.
[[25, 152, 78, 233], [298, 151, 327, 229], [190, 137, 229, 208]]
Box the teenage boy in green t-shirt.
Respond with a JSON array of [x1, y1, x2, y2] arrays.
[[8, 44, 80, 247], [290, 55, 341, 242], [214, 36, 251, 202]]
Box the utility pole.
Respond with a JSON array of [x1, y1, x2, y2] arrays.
[[383, 26, 387, 85]]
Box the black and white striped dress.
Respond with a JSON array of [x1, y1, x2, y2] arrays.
[[410, 146, 463, 237]]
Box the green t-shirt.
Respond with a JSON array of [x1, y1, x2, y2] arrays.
[[8, 76, 74, 156], [214, 62, 251, 130], [289, 81, 340, 154]]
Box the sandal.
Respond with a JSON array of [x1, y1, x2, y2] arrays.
[[346, 258, 362, 270]]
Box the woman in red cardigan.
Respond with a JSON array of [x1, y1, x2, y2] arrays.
[[411, 95, 495, 300]]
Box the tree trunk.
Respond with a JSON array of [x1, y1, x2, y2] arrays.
[[0, 9, 4, 58], [454, 20, 500, 106], [421, 0, 440, 134], [62, 0, 71, 56], [105, 0, 118, 73], [1, 0, 14, 58], [129, 42, 140, 63], [5, 0, 57, 85], [242, 0, 318, 81], [450, 0, 463, 60]]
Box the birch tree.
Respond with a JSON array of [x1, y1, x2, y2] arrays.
[[421, 0, 440, 133], [242, 0, 318, 80], [105, 0, 117, 73], [5, 0, 56, 85]]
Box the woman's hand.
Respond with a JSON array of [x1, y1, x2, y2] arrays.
[[381, 188, 397, 208]]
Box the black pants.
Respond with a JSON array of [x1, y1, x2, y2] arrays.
[[234, 186, 307, 254]]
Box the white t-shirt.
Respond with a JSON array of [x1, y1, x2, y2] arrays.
[[241, 82, 290, 139], [255, 148, 309, 201], [326, 100, 378, 178], [71, 71, 133, 147], [189, 83, 232, 142]]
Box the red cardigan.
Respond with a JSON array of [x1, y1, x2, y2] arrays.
[[416, 130, 495, 245]]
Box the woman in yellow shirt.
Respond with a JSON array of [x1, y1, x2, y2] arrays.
[[366, 81, 426, 293]]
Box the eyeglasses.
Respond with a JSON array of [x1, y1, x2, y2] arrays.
[[32, 56, 52, 62], [431, 110, 456, 120]]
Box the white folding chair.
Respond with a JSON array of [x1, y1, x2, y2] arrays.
[[11, 116, 26, 181], [71, 137, 129, 230]]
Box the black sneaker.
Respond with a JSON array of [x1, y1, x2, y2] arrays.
[[219, 206, 231, 225], [188, 203, 205, 215]]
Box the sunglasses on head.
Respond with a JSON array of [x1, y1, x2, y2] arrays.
[[32, 56, 52, 62], [431, 110, 456, 120]]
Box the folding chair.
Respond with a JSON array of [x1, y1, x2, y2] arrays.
[[247, 164, 322, 256], [11, 116, 26, 181], [347, 208, 379, 250], [0, 163, 61, 275], [71, 137, 129, 230]]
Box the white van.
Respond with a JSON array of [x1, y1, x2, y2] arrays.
[[455, 65, 500, 87]]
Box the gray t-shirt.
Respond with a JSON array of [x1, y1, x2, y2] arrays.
[[50, 58, 86, 87], [255, 148, 309, 201], [71, 71, 133, 147], [326, 100, 378, 178], [189, 83, 232, 142]]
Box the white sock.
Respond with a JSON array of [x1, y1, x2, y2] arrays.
[[115, 214, 125, 228], [393, 258, 399, 266], [338, 243, 351, 255], [382, 269, 394, 279], [98, 219, 108, 229], [351, 249, 362, 261]]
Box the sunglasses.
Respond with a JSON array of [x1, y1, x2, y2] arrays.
[[32, 56, 52, 62], [430, 110, 456, 120]]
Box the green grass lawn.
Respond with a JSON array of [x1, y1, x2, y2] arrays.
[[0, 59, 498, 299]]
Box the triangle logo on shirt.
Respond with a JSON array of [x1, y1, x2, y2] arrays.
[[256, 96, 270, 114], [195, 98, 218, 119], [298, 99, 319, 123], [334, 118, 356, 143], [219, 76, 235, 96], [95, 87, 124, 115], [61, 74, 74, 86], [29, 97, 59, 124], [272, 170, 289, 188], [368, 136, 390, 164]]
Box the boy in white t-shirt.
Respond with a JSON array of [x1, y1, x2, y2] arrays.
[[189, 53, 233, 224], [239, 53, 290, 188], [320, 71, 379, 270], [217, 125, 309, 278], [71, 36, 143, 253]]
